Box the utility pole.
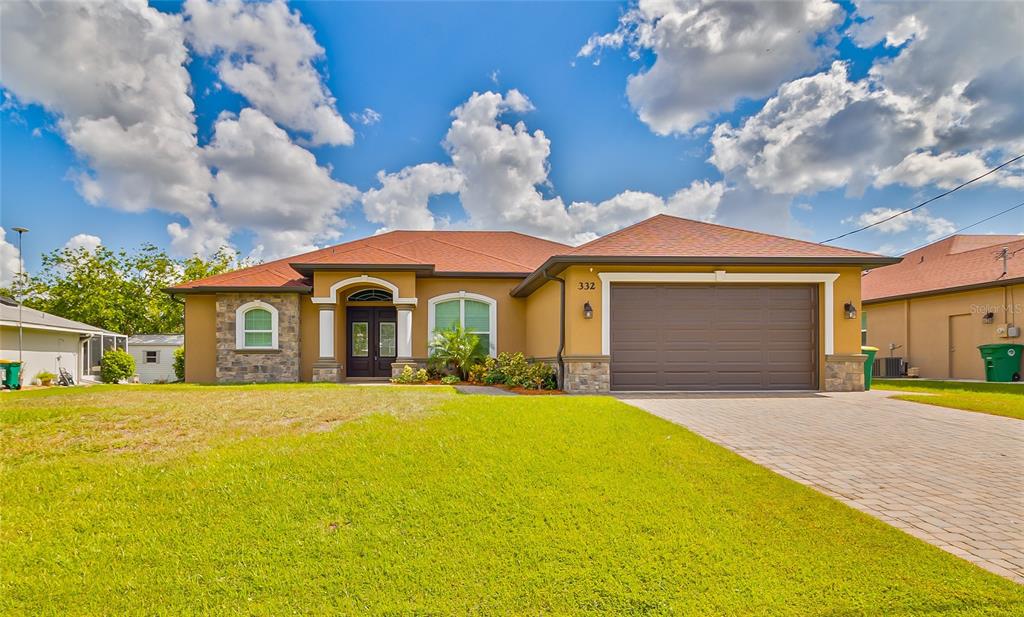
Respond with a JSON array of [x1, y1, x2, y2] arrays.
[[12, 227, 29, 363]]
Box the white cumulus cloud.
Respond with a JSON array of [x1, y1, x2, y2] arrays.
[[579, 0, 844, 135], [63, 233, 102, 253], [0, 227, 25, 288], [364, 90, 725, 243], [843, 207, 955, 242], [203, 108, 359, 259], [184, 0, 354, 147], [362, 163, 463, 233]]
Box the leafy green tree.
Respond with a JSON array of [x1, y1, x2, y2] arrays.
[[3, 244, 248, 336]]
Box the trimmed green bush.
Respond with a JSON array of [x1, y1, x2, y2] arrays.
[[440, 375, 460, 385], [390, 365, 428, 384], [469, 353, 557, 390], [172, 347, 185, 381], [99, 349, 135, 384]]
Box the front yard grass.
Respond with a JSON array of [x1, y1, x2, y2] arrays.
[[874, 379, 1024, 420], [2, 384, 1021, 614]]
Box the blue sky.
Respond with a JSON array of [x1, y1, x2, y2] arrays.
[[2, 0, 1022, 278]]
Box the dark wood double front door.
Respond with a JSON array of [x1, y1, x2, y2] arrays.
[[346, 307, 397, 377]]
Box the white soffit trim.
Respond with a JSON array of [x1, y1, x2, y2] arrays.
[[597, 271, 841, 356], [311, 274, 418, 306]]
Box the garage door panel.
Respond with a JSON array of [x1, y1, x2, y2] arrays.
[[610, 284, 817, 391]]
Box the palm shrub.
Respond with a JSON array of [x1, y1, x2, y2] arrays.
[[100, 349, 135, 384], [172, 347, 185, 381], [429, 326, 484, 380]]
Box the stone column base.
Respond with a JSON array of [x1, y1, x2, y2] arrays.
[[311, 362, 341, 383], [824, 354, 866, 391], [564, 356, 610, 393]]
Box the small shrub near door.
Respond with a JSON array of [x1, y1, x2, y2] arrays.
[[173, 347, 185, 381], [100, 350, 135, 384], [390, 365, 429, 384]]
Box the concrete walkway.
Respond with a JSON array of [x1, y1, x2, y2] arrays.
[[617, 390, 1024, 583]]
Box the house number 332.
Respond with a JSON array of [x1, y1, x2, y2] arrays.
[[577, 281, 596, 290]]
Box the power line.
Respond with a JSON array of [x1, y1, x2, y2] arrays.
[[902, 200, 1024, 254], [820, 152, 1024, 244]]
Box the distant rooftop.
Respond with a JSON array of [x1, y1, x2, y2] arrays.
[[0, 300, 123, 336], [863, 235, 1024, 302], [128, 334, 184, 346]]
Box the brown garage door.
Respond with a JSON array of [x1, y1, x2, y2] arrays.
[[610, 284, 818, 391]]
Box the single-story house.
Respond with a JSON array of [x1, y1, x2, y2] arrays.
[[0, 296, 127, 383], [128, 334, 184, 383], [167, 214, 897, 393], [863, 234, 1023, 380]]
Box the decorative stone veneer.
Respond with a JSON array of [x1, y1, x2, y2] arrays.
[[312, 363, 340, 383], [564, 357, 610, 393], [824, 354, 866, 392], [216, 293, 300, 383]]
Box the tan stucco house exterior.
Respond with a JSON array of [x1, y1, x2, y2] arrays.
[[863, 235, 1023, 380], [168, 215, 896, 393]]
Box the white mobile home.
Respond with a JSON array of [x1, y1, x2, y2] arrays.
[[127, 334, 183, 383]]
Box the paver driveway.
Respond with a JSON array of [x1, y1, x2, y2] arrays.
[[617, 390, 1024, 583]]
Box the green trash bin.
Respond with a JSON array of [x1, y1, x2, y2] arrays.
[[861, 346, 878, 390], [1, 361, 23, 390], [978, 344, 1023, 382]]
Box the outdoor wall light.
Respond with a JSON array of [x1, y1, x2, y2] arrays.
[[583, 301, 594, 319], [844, 302, 858, 319], [982, 312, 995, 324]]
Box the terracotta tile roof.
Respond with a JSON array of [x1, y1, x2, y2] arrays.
[[569, 214, 883, 259], [170, 230, 571, 291], [863, 235, 1024, 302]]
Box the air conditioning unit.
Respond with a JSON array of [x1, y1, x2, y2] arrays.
[[872, 356, 904, 377]]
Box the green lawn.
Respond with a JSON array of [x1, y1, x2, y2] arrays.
[[874, 379, 1024, 420], [2, 385, 1021, 615]]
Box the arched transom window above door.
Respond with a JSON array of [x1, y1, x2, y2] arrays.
[[347, 288, 394, 302], [428, 292, 497, 356]]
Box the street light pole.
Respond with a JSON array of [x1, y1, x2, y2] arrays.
[[12, 227, 29, 364]]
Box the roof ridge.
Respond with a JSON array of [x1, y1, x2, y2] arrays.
[[424, 235, 537, 270], [571, 213, 881, 258]]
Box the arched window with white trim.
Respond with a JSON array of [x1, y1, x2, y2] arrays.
[[428, 292, 497, 356], [235, 301, 279, 350]]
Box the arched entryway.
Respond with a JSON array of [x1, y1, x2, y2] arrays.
[[310, 275, 416, 380]]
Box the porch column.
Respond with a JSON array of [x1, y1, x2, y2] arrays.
[[312, 305, 340, 383], [396, 305, 413, 359]]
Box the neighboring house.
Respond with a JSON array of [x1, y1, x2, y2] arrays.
[[167, 214, 896, 393], [863, 235, 1024, 380], [0, 296, 127, 383], [128, 334, 184, 383]]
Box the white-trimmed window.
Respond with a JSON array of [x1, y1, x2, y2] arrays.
[[428, 292, 497, 356], [145, 350, 159, 364], [235, 301, 279, 350]]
